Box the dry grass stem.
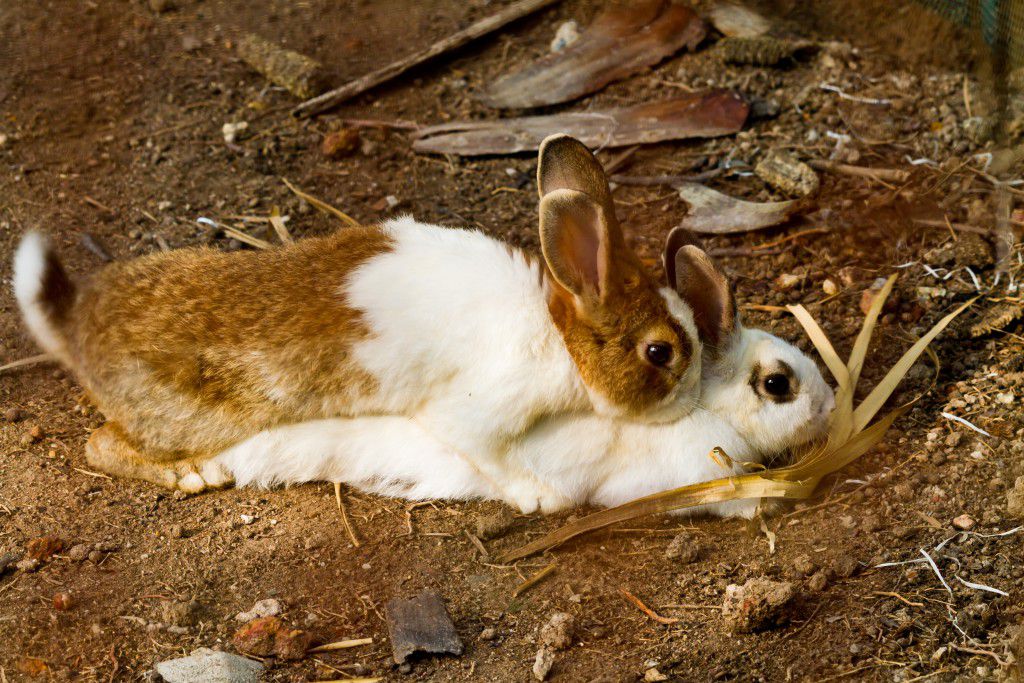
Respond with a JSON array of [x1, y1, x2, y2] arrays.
[[0, 354, 53, 374], [269, 206, 293, 244], [281, 178, 358, 226], [334, 482, 361, 548], [307, 637, 373, 653], [619, 588, 680, 625], [501, 277, 974, 562], [512, 563, 557, 597]]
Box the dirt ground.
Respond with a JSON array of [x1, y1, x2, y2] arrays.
[[2, 1, 1024, 681]]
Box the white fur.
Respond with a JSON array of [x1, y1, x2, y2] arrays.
[[212, 323, 834, 519], [13, 232, 65, 357], [332, 217, 702, 509]]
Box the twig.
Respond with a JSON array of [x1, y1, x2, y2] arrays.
[[464, 529, 490, 560], [0, 354, 53, 374], [618, 588, 679, 625], [752, 227, 830, 251], [610, 170, 723, 186], [293, 0, 562, 117], [912, 219, 992, 237], [512, 563, 557, 597], [809, 159, 910, 183], [334, 482, 361, 548], [602, 146, 639, 175], [82, 195, 115, 214], [281, 177, 358, 226], [338, 118, 421, 131], [660, 603, 722, 610], [221, 225, 273, 250], [307, 637, 373, 653], [79, 233, 113, 262], [949, 644, 1008, 667], [709, 247, 783, 258], [873, 591, 924, 607], [268, 206, 293, 244], [73, 467, 113, 480]]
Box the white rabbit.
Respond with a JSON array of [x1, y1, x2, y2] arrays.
[[213, 233, 835, 518], [14, 136, 715, 508]]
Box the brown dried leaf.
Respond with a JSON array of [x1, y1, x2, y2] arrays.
[[413, 92, 747, 156], [484, 0, 706, 109], [676, 182, 802, 233], [970, 300, 1023, 337]]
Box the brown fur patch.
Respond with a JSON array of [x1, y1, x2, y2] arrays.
[[546, 250, 692, 416], [66, 227, 394, 460]]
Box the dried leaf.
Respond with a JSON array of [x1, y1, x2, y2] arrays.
[[676, 183, 801, 233], [484, 0, 706, 109], [970, 300, 1023, 337], [413, 92, 748, 156]]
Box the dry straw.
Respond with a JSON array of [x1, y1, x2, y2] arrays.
[[501, 277, 975, 562]]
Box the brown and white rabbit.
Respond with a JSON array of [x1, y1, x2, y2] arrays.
[[210, 232, 835, 516], [13, 135, 713, 506]]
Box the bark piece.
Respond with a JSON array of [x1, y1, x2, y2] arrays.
[[484, 0, 706, 109], [236, 33, 327, 99], [386, 589, 464, 664], [413, 91, 747, 156], [676, 183, 802, 233]]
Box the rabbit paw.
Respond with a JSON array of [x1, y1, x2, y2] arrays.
[[86, 423, 233, 494]]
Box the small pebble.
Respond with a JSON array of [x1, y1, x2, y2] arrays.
[[53, 592, 73, 610], [952, 514, 975, 530], [791, 553, 816, 576], [4, 407, 24, 422], [665, 533, 700, 563], [480, 627, 497, 641], [67, 544, 90, 562], [88, 550, 104, 564], [538, 612, 574, 650], [807, 570, 828, 592]]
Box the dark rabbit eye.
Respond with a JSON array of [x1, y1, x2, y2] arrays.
[[763, 373, 790, 396], [645, 342, 673, 367]]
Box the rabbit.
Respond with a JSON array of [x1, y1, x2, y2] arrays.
[[210, 232, 835, 518], [12, 135, 718, 508]]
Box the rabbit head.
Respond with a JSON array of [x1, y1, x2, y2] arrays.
[[537, 135, 702, 422], [664, 227, 835, 456]]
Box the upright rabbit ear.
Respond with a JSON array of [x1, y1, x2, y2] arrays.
[[662, 226, 703, 288], [666, 232, 736, 348], [537, 135, 624, 302], [537, 134, 615, 216], [539, 189, 611, 299]]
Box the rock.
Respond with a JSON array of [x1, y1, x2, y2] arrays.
[[222, 122, 248, 145], [24, 425, 44, 444], [952, 514, 976, 530], [1008, 476, 1024, 518], [830, 555, 859, 578], [88, 550, 104, 564], [0, 551, 21, 575], [67, 544, 90, 562], [385, 589, 463, 664], [775, 273, 801, 290], [148, 0, 174, 13], [550, 20, 580, 52], [16, 558, 40, 572], [163, 600, 202, 628], [235, 598, 283, 623], [533, 646, 556, 681], [807, 571, 829, 592], [664, 533, 700, 563], [538, 612, 574, 651], [181, 34, 201, 52], [480, 626, 498, 641], [155, 648, 264, 683], [860, 277, 897, 316], [722, 578, 796, 632], [749, 97, 780, 119], [4, 407, 24, 422], [232, 616, 311, 660], [236, 33, 327, 99], [53, 592, 73, 610], [644, 668, 669, 682], [792, 554, 816, 577], [26, 536, 64, 561], [755, 150, 819, 197], [321, 129, 361, 159], [822, 278, 838, 296], [475, 508, 516, 540], [168, 524, 184, 539]]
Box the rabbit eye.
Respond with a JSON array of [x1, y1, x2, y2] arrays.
[[763, 373, 790, 396], [644, 342, 673, 367]]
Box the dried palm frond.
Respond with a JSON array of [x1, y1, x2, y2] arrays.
[[501, 277, 974, 562]]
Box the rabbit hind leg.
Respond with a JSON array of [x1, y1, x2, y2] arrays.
[[85, 422, 232, 494]]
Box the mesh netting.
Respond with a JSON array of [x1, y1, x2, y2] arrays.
[[917, 0, 1024, 66]]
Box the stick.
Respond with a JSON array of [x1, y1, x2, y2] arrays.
[[334, 482, 361, 548], [912, 219, 992, 237], [512, 563, 557, 597], [0, 354, 53, 374], [618, 588, 679, 625], [79, 233, 114, 263], [268, 206, 293, 244], [293, 0, 561, 117], [809, 159, 910, 183], [307, 637, 373, 653]]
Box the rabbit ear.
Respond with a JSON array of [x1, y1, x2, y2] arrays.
[[662, 226, 703, 288], [670, 243, 736, 348], [539, 189, 612, 299], [537, 135, 615, 215]]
